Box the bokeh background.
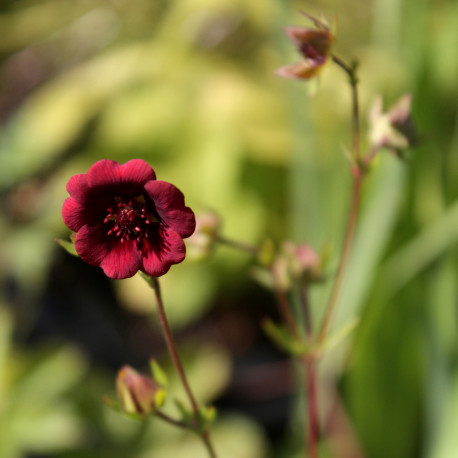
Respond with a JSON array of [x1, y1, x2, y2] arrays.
[[0, 0, 457, 457]]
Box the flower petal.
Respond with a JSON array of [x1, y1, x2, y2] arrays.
[[66, 173, 90, 202], [120, 159, 156, 184], [100, 240, 143, 279], [74, 225, 142, 279], [62, 197, 88, 232], [87, 159, 156, 193], [74, 225, 112, 267], [142, 228, 186, 277], [275, 61, 323, 80], [87, 160, 122, 188], [285, 27, 334, 57], [144, 181, 196, 238]]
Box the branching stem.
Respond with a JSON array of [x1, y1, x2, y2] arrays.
[[215, 235, 260, 256]]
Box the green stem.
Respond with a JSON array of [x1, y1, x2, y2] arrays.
[[215, 235, 260, 256], [155, 411, 188, 429], [331, 54, 361, 161]]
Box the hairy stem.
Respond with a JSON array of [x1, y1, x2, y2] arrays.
[[148, 277, 218, 458]]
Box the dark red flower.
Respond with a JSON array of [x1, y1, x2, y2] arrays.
[[62, 159, 195, 279]]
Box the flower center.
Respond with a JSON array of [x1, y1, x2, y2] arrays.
[[104, 197, 158, 243]]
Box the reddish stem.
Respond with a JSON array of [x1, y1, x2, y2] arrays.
[[318, 169, 363, 343], [271, 268, 300, 339], [149, 277, 217, 458], [319, 54, 364, 344], [304, 355, 319, 458]]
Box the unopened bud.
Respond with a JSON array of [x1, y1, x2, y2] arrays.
[[276, 25, 334, 80], [186, 212, 221, 260], [116, 365, 165, 415], [369, 94, 416, 155], [283, 242, 322, 283], [272, 242, 323, 290]]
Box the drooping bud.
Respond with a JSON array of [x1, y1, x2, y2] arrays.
[[276, 25, 334, 80], [116, 365, 165, 415]]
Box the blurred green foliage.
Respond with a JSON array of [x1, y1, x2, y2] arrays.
[[0, 0, 457, 457]]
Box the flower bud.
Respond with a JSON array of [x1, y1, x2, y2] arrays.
[[276, 26, 334, 80], [186, 212, 221, 260], [116, 365, 165, 415], [272, 242, 323, 290], [284, 242, 323, 283], [369, 94, 416, 155]]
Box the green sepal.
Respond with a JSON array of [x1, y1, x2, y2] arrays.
[[250, 266, 275, 291], [139, 271, 158, 290], [154, 388, 167, 408], [102, 397, 145, 421], [199, 405, 217, 431], [173, 400, 217, 433], [262, 318, 307, 356], [257, 238, 275, 266], [149, 359, 168, 388], [55, 236, 78, 257]]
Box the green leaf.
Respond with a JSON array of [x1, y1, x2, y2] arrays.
[[262, 318, 307, 356], [317, 318, 359, 356], [149, 359, 168, 388], [173, 399, 194, 425], [55, 237, 78, 257], [199, 405, 217, 430]]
